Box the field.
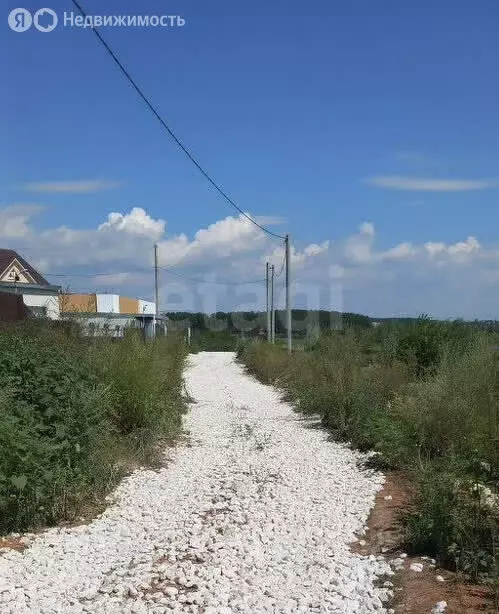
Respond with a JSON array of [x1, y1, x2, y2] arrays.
[[239, 317, 499, 588]]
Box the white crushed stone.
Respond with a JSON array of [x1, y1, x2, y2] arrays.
[[0, 352, 393, 613], [431, 601, 447, 613], [410, 563, 424, 573]]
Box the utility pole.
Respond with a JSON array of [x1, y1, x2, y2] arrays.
[[271, 264, 275, 344], [154, 244, 159, 339], [266, 262, 271, 342], [285, 234, 292, 353]]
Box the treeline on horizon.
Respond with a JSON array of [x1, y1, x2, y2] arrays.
[[165, 310, 499, 334]]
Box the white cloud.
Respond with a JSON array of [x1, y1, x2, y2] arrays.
[[423, 237, 480, 261], [22, 180, 122, 194], [365, 176, 498, 192], [342, 223, 480, 267], [344, 223, 375, 264], [1, 204, 498, 318], [0, 204, 43, 238], [261, 240, 330, 270], [447, 236, 480, 255], [304, 241, 330, 258], [359, 221, 375, 236], [424, 242, 447, 258], [156, 214, 270, 268], [382, 242, 415, 261], [98, 207, 165, 240]]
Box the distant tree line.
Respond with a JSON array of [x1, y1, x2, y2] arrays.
[[165, 310, 499, 336], [165, 310, 371, 336]]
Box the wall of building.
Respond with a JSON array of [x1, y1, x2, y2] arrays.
[[59, 293, 155, 317], [138, 300, 156, 315], [0, 293, 29, 322], [96, 294, 120, 314], [119, 296, 139, 314], [60, 293, 97, 313], [23, 294, 60, 320]]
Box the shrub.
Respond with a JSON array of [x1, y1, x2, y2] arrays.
[[406, 459, 499, 580], [392, 334, 498, 465], [0, 325, 106, 531], [190, 330, 241, 352], [92, 332, 186, 446], [0, 324, 187, 532]]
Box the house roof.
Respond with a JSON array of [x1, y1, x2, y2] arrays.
[[0, 249, 49, 285]]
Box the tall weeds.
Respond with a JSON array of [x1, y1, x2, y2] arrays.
[[0, 323, 186, 533]]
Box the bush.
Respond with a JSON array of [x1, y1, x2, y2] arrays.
[[392, 335, 498, 465], [0, 324, 186, 532], [92, 332, 186, 444], [190, 330, 241, 352], [382, 316, 479, 378], [0, 325, 106, 531], [406, 459, 499, 580]]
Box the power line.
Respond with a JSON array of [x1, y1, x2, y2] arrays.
[[70, 0, 285, 241], [44, 270, 143, 278], [274, 250, 286, 278], [159, 266, 265, 286], [44, 267, 265, 286]]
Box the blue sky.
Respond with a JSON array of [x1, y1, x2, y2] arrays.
[[1, 0, 498, 317]]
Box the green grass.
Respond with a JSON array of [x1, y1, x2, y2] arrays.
[[0, 322, 187, 533]]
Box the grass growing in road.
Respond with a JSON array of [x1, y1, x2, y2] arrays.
[[0, 322, 187, 533], [239, 319, 499, 582]]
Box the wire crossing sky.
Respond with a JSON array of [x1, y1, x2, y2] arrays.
[[70, 0, 286, 241], [2, 1, 498, 317]]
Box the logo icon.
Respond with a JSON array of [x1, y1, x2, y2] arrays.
[[8, 8, 32, 32], [33, 8, 57, 32]]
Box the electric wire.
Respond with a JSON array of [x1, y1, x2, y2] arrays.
[[70, 0, 285, 241], [274, 250, 286, 278], [44, 267, 265, 286], [158, 266, 265, 285]]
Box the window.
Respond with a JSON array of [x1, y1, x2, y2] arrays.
[[30, 306, 47, 318]]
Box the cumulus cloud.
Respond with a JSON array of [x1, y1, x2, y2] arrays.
[[0, 204, 43, 238], [365, 176, 498, 192], [262, 240, 330, 270], [22, 180, 122, 194], [382, 242, 415, 261], [342, 222, 483, 268], [359, 221, 375, 236], [0, 204, 497, 318], [98, 207, 166, 240]]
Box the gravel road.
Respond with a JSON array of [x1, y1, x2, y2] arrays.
[[0, 352, 394, 613]]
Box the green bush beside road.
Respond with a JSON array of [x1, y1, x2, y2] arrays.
[[0, 323, 186, 533]]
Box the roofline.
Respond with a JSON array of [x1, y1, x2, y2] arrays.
[[0, 282, 61, 294]]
